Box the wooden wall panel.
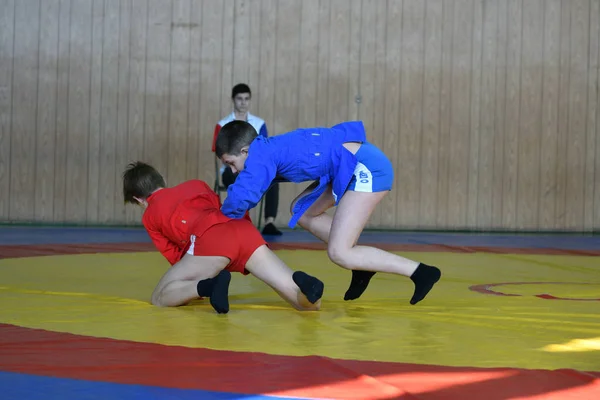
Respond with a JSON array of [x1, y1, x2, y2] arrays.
[[143, 0, 171, 180], [419, 0, 443, 228], [124, 0, 147, 224], [447, 0, 473, 228], [398, 0, 425, 228], [491, 0, 508, 228], [517, 0, 543, 230], [326, 0, 351, 126], [196, 0, 223, 187], [555, 0, 572, 229], [585, 0, 599, 231], [476, 0, 498, 229], [0, 0, 14, 220], [0, 0, 599, 232], [297, 0, 319, 129], [52, 0, 71, 222], [436, 0, 455, 228], [35, 0, 60, 222], [467, 0, 483, 229], [380, 0, 402, 229], [10, 0, 40, 222], [539, 0, 561, 230], [347, 0, 361, 122], [315, 0, 330, 128], [184, 0, 201, 185], [114, 0, 131, 222], [65, 0, 93, 222], [566, 0, 591, 229], [501, 0, 521, 229], [593, 0, 600, 229], [86, 0, 105, 223], [218, 0, 234, 117], [166, 0, 192, 187]]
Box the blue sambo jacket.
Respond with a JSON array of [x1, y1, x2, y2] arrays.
[[220, 121, 367, 228]]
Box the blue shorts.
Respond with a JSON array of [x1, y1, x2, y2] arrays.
[[347, 142, 394, 192]]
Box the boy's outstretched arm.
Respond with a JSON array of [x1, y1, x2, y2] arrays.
[[221, 157, 277, 219]]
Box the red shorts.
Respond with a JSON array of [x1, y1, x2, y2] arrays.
[[186, 219, 266, 275]]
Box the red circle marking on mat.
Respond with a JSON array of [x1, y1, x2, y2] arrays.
[[469, 282, 600, 301]]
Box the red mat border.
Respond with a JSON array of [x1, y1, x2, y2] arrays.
[[1, 323, 599, 400]]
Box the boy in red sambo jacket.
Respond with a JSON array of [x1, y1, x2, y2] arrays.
[[122, 161, 324, 314]]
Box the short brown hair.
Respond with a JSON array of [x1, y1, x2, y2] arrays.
[[122, 161, 166, 204], [215, 120, 258, 158]]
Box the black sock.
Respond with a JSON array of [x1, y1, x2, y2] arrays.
[[196, 271, 231, 314], [292, 271, 324, 304], [196, 278, 215, 297], [409, 263, 441, 305], [209, 270, 231, 314], [344, 270, 376, 301]]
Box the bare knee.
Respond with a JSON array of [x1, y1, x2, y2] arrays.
[[150, 286, 174, 307], [151, 292, 165, 307], [327, 245, 354, 270]]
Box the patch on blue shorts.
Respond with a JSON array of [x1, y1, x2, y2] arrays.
[[347, 142, 394, 192]]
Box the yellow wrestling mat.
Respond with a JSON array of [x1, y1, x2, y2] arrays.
[[1, 249, 599, 373]]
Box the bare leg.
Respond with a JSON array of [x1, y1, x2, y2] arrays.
[[244, 245, 322, 311], [294, 183, 378, 301], [293, 182, 440, 304], [294, 142, 379, 244], [151, 254, 229, 308], [294, 182, 336, 243], [327, 190, 441, 304], [328, 191, 419, 274]]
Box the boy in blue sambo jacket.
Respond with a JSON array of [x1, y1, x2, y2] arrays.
[[215, 120, 441, 304]]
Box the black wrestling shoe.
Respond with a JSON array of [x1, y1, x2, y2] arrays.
[[262, 222, 282, 236]]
